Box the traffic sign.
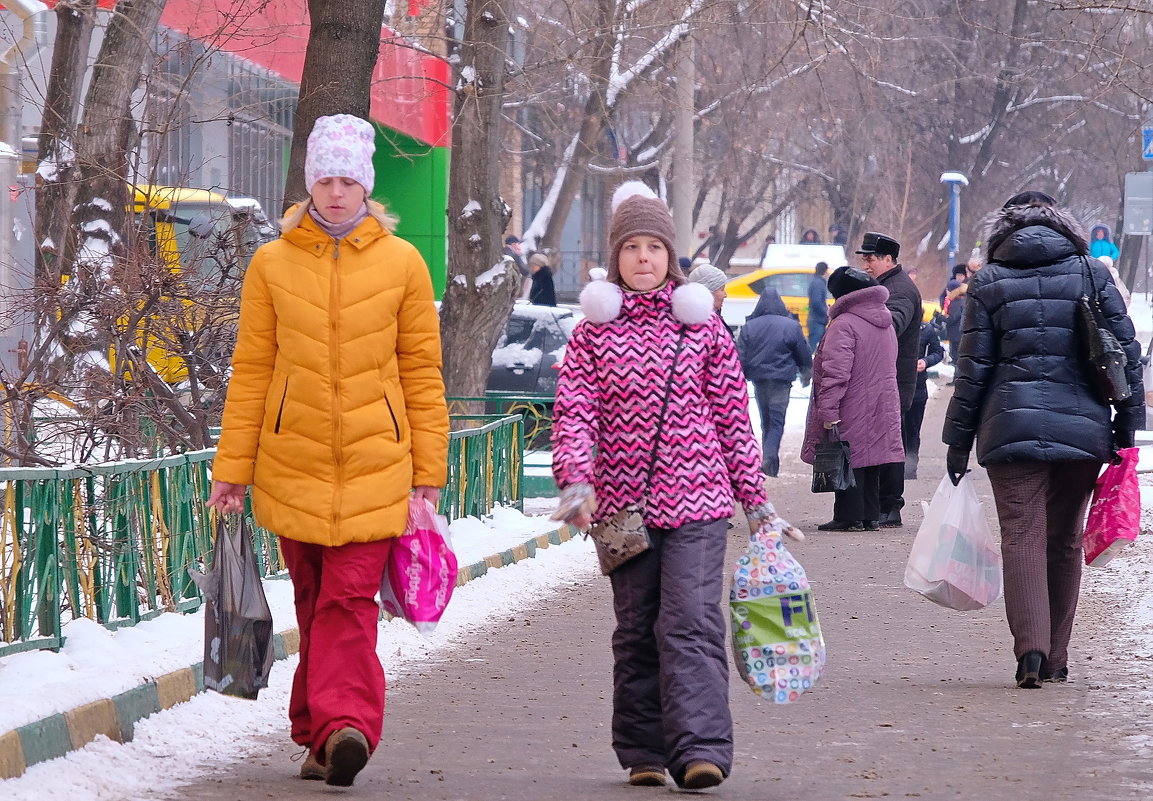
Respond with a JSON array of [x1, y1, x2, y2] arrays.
[[1123, 171, 1153, 235], [1144, 127, 1153, 160]]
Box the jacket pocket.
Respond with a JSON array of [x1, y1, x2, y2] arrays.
[[273, 377, 289, 434], [383, 390, 401, 440]]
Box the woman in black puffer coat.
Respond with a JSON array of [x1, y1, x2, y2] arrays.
[[942, 190, 1144, 689]]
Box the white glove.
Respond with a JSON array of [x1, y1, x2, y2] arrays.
[[746, 502, 804, 542], [551, 482, 597, 526]]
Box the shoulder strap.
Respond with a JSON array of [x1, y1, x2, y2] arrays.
[[644, 328, 687, 489], [1080, 256, 1100, 302]]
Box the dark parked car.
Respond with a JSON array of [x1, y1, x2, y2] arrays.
[[486, 303, 578, 396], [486, 303, 579, 450]]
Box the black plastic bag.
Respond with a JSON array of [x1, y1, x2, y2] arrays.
[[190, 516, 274, 699], [811, 425, 855, 493]]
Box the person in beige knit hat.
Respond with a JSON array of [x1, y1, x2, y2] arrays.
[[688, 263, 729, 313]]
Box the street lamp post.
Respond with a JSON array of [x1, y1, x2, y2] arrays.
[[940, 171, 969, 273]]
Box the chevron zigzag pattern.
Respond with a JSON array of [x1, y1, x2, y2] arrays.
[[553, 283, 767, 528]]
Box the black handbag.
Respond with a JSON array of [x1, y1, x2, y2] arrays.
[[1076, 258, 1130, 404], [811, 424, 855, 493], [586, 330, 686, 574]]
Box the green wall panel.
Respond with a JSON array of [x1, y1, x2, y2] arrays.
[[371, 126, 449, 298]]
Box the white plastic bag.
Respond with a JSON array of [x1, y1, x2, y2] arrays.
[[904, 474, 1002, 611]]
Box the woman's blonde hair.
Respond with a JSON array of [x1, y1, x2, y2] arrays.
[[279, 198, 399, 235]]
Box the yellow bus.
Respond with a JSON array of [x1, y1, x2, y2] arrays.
[[125, 185, 276, 382]]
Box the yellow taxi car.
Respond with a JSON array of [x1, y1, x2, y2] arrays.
[[722, 245, 941, 336]]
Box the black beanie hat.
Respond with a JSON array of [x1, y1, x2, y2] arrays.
[[827, 265, 878, 299]]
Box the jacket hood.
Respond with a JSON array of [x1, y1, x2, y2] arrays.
[[828, 284, 892, 329], [1091, 223, 1112, 239], [984, 202, 1088, 263], [748, 288, 790, 319]]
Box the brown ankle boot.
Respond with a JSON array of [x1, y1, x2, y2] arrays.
[[324, 728, 370, 787]]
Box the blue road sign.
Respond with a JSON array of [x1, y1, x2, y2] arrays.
[[1144, 127, 1153, 160]]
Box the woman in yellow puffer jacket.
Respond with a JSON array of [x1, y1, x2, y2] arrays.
[[207, 114, 448, 787]]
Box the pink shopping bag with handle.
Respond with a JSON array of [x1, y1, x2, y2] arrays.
[[379, 498, 458, 633], [1083, 447, 1141, 567]]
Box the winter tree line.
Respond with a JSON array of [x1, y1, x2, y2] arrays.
[[1, 0, 1149, 465]]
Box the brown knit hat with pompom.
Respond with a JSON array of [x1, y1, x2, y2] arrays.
[[607, 181, 685, 287]]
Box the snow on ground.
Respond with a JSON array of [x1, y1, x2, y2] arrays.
[[0, 506, 564, 736], [0, 529, 600, 801], [3, 294, 1153, 799]]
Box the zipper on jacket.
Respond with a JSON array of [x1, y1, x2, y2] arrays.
[[273, 378, 288, 433], [384, 393, 401, 440], [329, 237, 343, 536]]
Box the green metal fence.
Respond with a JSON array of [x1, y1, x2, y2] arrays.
[[0, 413, 522, 657], [447, 395, 554, 450]]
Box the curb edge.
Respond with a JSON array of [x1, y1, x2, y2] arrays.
[[0, 523, 578, 780]]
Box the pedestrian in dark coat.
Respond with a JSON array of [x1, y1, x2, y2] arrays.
[[856, 232, 921, 527], [737, 289, 812, 477], [528, 252, 557, 306], [902, 321, 944, 479], [802, 266, 903, 531], [941, 263, 968, 372], [942, 190, 1145, 689], [807, 261, 829, 352]]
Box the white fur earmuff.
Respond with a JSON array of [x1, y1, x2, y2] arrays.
[[610, 180, 659, 214], [580, 279, 623, 323], [671, 282, 716, 325]]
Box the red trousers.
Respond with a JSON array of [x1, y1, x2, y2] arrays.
[[279, 536, 393, 759]]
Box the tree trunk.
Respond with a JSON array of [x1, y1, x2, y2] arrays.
[[439, 0, 519, 399], [283, 0, 387, 210], [537, 0, 614, 252], [74, 0, 169, 260], [539, 108, 607, 252], [63, 0, 168, 447], [35, 0, 95, 287]]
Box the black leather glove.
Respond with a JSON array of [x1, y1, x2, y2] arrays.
[[946, 446, 970, 487], [1114, 430, 1136, 450]]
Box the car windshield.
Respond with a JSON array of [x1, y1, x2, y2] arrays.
[[749, 272, 809, 297], [167, 203, 277, 285]]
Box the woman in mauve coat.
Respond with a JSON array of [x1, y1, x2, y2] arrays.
[[801, 266, 903, 531]]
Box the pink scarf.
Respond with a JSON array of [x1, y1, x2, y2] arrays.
[[309, 203, 369, 240]]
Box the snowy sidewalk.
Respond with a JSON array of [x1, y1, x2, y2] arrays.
[[0, 507, 581, 782]]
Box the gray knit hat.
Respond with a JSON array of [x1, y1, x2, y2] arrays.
[[688, 264, 728, 292], [607, 181, 685, 287]]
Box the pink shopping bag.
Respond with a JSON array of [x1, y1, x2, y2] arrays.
[[1083, 447, 1141, 567], [379, 499, 458, 633]]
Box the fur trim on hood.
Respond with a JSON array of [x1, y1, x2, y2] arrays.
[[983, 201, 1088, 261], [579, 280, 715, 325]]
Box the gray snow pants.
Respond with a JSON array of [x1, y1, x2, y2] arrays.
[[608, 516, 732, 780]]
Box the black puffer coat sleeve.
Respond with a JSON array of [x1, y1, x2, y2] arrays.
[[1095, 261, 1145, 434]]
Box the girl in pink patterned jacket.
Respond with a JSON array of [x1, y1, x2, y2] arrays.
[[551, 182, 793, 792]]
